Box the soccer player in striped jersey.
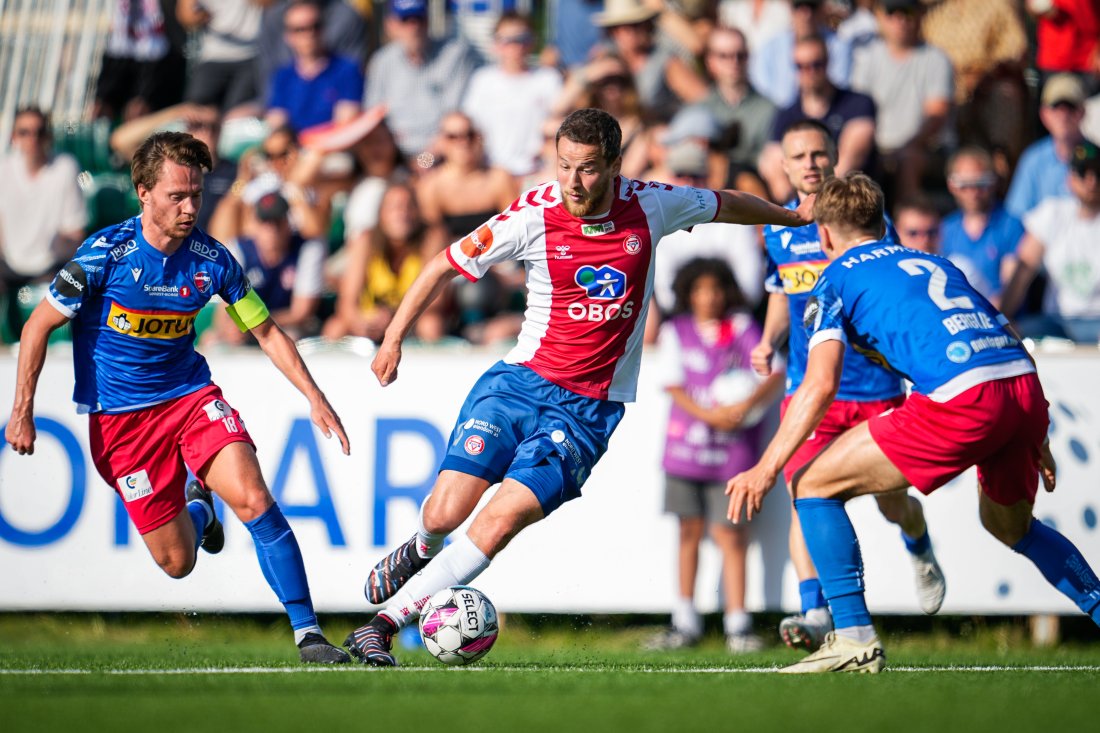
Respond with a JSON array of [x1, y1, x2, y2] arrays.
[[344, 108, 815, 666]]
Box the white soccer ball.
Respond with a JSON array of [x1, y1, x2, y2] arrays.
[[419, 585, 499, 666], [709, 369, 766, 428]]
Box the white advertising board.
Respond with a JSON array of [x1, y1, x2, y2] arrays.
[[0, 347, 1098, 616]]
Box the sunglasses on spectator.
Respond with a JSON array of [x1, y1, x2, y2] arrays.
[[796, 59, 827, 71], [186, 120, 219, 133], [264, 147, 292, 160], [497, 32, 533, 45], [594, 74, 630, 88], [397, 14, 427, 24], [13, 126, 47, 138], [886, 7, 918, 17], [904, 228, 939, 239], [949, 175, 995, 190], [443, 130, 476, 141], [285, 21, 320, 33], [709, 50, 748, 61]]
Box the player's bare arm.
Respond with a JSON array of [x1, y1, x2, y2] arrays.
[[727, 339, 844, 523], [715, 190, 815, 227], [5, 301, 70, 455], [752, 291, 791, 376], [250, 317, 350, 455], [371, 250, 458, 387]]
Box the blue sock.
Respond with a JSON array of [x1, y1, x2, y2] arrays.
[[1013, 520, 1100, 625], [245, 504, 318, 632], [902, 529, 931, 556], [799, 579, 826, 614], [186, 501, 209, 552], [795, 498, 873, 629]]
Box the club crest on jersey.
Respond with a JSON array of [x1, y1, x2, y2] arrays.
[[623, 234, 642, 255], [193, 271, 212, 293], [107, 302, 199, 339], [464, 435, 486, 455], [459, 224, 494, 258], [575, 265, 627, 299], [581, 221, 615, 237]]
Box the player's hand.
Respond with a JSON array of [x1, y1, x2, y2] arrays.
[[707, 404, 747, 432], [371, 337, 402, 387], [1039, 438, 1057, 493], [792, 193, 816, 225], [4, 410, 37, 455], [725, 463, 777, 524], [750, 341, 775, 377], [310, 394, 350, 455]]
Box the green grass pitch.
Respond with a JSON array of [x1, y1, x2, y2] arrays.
[[1, 614, 1098, 733]]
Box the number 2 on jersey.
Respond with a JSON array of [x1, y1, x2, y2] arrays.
[[897, 258, 974, 311]]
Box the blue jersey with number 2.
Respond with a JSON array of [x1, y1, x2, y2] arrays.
[[803, 241, 1033, 399]]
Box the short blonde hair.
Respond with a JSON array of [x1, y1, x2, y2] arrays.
[[813, 172, 884, 234], [131, 131, 212, 193]]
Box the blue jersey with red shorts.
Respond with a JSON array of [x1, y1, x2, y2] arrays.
[[803, 240, 1044, 502], [763, 202, 903, 401], [47, 216, 263, 413]]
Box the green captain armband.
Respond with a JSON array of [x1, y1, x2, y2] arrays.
[[225, 289, 270, 332]]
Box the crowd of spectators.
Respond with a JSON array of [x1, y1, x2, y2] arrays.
[[3, 0, 1100, 347]]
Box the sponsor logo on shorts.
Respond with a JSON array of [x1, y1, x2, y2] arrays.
[[582, 221, 615, 237], [194, 271, 212, 293], [203, 399, 240, 434], [459, 224, 494, 258], [106, 301, 198, 339], [623, 234, 642, 255], [189, 241, 220, 261], [779, 260, 827, 294], [464, 435, 486, 455], [54, 261, 87, 298], [110, 241, 138, 260], [117, 469, 153, 503], [946, 340, 972, 364]]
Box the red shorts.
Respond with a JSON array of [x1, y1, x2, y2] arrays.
[[781, 394, 905, 483], [868, 373, 1048, 506], [88, 384, 255, 534]]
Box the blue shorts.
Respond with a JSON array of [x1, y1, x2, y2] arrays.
[[440, 362, 626, 516]]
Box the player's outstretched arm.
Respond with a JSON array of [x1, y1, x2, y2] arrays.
[[726, 339, 844, 523], [714, 190, 815, 227], [371, 250, 458, 387], [250, 317, 351, 455], [5, 301, 70, 455]]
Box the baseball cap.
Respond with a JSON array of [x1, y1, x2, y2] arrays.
[[878, 0, 920, 11], [666, 141, 709, 178], [1041, 73, 1086, 108], [256, 191, 290, 222], [390, 0, 427, 20], [1071, 141, 1100, 176], [662, 105, 721, 146]]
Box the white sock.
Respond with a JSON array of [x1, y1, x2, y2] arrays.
[[835, 624, 877, 644], [671, 596, 702, 638], [293, 624, 322, 645], [724, 610, 751, 636], [806, 606, 832, 627], [380, 533, 491, 630], [415, 499, 446, 560]]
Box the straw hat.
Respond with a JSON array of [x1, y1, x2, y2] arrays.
[[593, 0, 660, 28]]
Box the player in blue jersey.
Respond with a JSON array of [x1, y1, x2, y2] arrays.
[[756, 120, 944, 651], [729, 173, 1100, 673], [4, 132, 352, 664]]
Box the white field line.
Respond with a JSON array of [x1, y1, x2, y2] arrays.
[[2, 664, 1100, 676]]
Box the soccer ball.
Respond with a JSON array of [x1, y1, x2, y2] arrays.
[[709, 369, 766, 428], [419, 585, 499, 666]]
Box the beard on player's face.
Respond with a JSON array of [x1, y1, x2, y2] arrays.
[[562, 172, 613, 217]]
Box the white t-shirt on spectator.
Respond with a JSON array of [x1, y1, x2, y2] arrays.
[[0, 151, 87, 277], [1025, 196, 1100, 318], [462, 65, 563, 177], [343, 176, 388, 239]]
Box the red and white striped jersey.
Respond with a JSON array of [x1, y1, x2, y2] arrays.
[[446, 176, 720, 402]]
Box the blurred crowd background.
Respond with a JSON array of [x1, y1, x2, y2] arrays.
[[2, 0, 1100, 348]]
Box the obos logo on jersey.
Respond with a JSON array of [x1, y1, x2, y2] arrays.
[[570, 265, 634, 322], [460, 224, 494, 258], [107, 302, 198, 339], [779, 260, 827, 294]]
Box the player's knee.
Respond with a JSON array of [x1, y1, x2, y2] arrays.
[[225, 485, 274, 523], [421, 496, 464, 535], [156, 551, 196, 579], [470, 508, 526, 556]]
